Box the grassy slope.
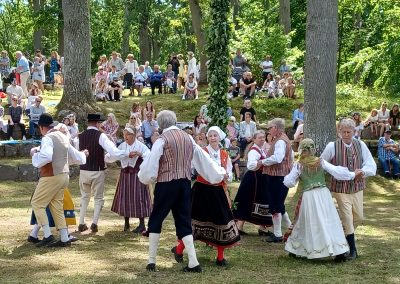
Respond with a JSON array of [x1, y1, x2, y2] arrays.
[[0, 170, 399, 283]]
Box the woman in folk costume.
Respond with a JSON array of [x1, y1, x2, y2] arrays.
[[105, 126, 151, 233], [232, 130, 273, 236], [190, 126, 240, 267], [283, 139, 351, 259]]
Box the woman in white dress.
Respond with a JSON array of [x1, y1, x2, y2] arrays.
[[283, 138, 352, 260]]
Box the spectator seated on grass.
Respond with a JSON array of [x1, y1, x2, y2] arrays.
[[107, 66, 123, 101], [378, 102, 390, 137], [226, 116, 239, 141], [227, 76, 238, 99], [95, 78, 108, 102], [7, 95, 27, 140], [95, 66, 108, 84], [378, 129, 399, 179], [239, 112, 257, 155], [149, 65, 163, 95], [6, 78, 24, 105], [239, 99, 257, 122], [29, 96, 45, 139], [268, 75, 282, 99], [285, 76, 296, 99], [389, 103, 400, 129], [182, 74, 198, 100], [292, 103, 304, 130], [240, 71, 256, 98], [133, 65, 148, 97], [100, 113, 119, 145], [364, 108, 379, 137], [141, 111, 159, 149], [0, 98, 5, 134], [163, 64, 176, 94], [352, 112, 364, 140]]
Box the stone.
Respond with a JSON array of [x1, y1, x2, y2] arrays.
[[0, 164, 19, 181], [18, 164, 39, 181], [4, 145, 17, 157], [20, 143, 40, 157], [0, 145, 5, 157]]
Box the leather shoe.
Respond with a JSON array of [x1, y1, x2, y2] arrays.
[[90, 223, 98, 233], [141, 230, 149, 237], [36, 235, 55, 247], [132, 225, 146, 234], [345, 250, 358, 261], [288, 253, 297, 258], [27, 236, 40, 244], [78, 224, 88, 232], [263, 234, 283, 243], [47, 240, 71, 248], [124, 224, 130, 232], [171, 247, 184, 263], [334, 253, 347, 262], [216, 258, 228, 267], [183, 265, 202, 273], [146, 263, 156, 272], [258, 229, 273, 237], [68, 235, 79, 242]]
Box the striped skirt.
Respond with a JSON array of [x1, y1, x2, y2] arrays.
[[111, 167, 152, 218]]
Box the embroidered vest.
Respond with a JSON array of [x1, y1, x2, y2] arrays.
[[263, 133, 293, 176], [196, 148, 228, 187], [250, 146, 266, 172], [330, 139, 365, 194]]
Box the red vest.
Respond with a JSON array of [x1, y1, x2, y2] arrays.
[[196, 147, 228, 187]]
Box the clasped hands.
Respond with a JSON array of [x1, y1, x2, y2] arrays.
[[354, 169, 365, 181]]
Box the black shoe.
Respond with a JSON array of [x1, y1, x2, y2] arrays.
[[345, 250, 358, 261], [141, 230, 149, 237], [146, 263, 156, 272], [78, 224, 88, 232], [258, 229, 273, 237], [263, 234, 283, 243], [216, 258, 228, 267], [171, 247, 184, 263], [334, 253, 347, 262], [68, 235, 79, 242], [36, 235, 55, 247], [27, 236, 40, 243], [288, 253, 297, 258], [238, 230, 248, 236], [124, 223, 130, 232], [90, 223, 98, 233], [132, 225, 146, 234], [183, 265, 202, 273], [47, 240, 71, 248], [385, 172, 391, 178]]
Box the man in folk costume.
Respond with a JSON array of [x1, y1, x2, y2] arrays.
[[138, 110, 226, 273], [31, 114, 88, 247], [262, 118, 294, 243], [77, 113, 126, 233], [321, 118, 376, 261]]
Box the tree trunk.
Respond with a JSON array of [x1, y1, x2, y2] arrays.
[[188, 0, 208, 83], [263, 0, 270, 35], [138, 0, 151, 62], [185, 21, 196, 54], [279, 0, 291, 34], [58, 0, 98, 123], [33, 0, 43, 50], [304, 0, 338, 154], [121, 0, 133, 57], [57, 0, 64, 55], [231, 0, 240, 30], [353, 11, 362, 83], [336, 11, 344, 83]]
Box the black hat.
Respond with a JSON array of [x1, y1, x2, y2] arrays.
[[87, 113, 106, 122], [38, 113, 58, 127], [385, 129, 392, 134]]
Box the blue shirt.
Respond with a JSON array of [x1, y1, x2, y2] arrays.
[[378, 137, 397, 160], [141, 120, 159, 138], [17, 56, 30, 73], [292, 109, 304, 123], [150, 71, 163, 83]]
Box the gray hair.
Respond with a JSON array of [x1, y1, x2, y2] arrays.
[[253, 130, 266, 139], [157, 110, 177, 130], [339, 118, 355, 130], [268, 118, 285, 131]]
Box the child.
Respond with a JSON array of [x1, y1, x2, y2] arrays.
[[365, 109, 379, 137], [228, 138, 241, 181], [182, 74, 198, 100], [283, 139, 354, 260], [95, 78, 108, 102], [352, 112, 364, 139]]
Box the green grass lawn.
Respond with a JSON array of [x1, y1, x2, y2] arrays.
[[0, 169, 399, 283]]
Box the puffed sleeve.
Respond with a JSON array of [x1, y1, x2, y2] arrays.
[[283, 163, 301, 188], [321, 159, 355, 180]]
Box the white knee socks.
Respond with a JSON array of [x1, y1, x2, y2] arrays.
[[60, 228, 69, 243], [148, 233, 160, 264], [282, 212, 292, 228], [42, 224, 52, 238], [273, 213, 283, 237], [182, 235, 199, 268], [30, 224, 41, 238], [79, 199, 89, 225]]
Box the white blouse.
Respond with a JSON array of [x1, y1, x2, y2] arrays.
[[247, 144, 266, 171], [105, 139, 149, 168], [283, 160, 356, 188], [206, 145, 233, 182]]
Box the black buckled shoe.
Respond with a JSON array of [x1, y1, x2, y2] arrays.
[[35, 235, 55, 247], [27, 236, 40, 244], [258, 229, 273, 237], [345, 250, 358, 261], [146, 263, 156, 272], [90, 223, 98, 233], [334, 253, 347, 263], [47, 240, 71, 248], [78, 224, 88, 232], [263, 234, 283, 243], [216, 258, 228, 267], [183, 265, 202, 273], [171, 247, 184, 263]]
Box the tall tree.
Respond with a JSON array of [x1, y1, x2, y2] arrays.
[[138, 0, 151, 62], [57, 0, 98, 122], [304, 0, 338, 153], [121, 0, 133, 57], [207, 0, 230, 129], [57, 0, 64, 55], [32, 0, 43, 50], [279, 0, 291, 34], [188, 0, 207, 83]]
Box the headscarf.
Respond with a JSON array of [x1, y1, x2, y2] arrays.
[[207, 126, 226, 141]]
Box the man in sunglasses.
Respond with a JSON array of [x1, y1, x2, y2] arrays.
[[7, 95, 26, 140]]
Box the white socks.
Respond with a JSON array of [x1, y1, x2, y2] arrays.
[[79, 199, 89, 225], [148, 233, 160, 264], [282, 212, 292, 228], [272, 213, 283, 237], [42, 224, 52, 238], [182, 235, 199, 268], [93, 202, 104, 224], [60, 228, 69, 242], [30, 224, 41, 238]]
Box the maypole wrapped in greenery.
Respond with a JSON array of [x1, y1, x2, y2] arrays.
[[206, 0, 231, 130]]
